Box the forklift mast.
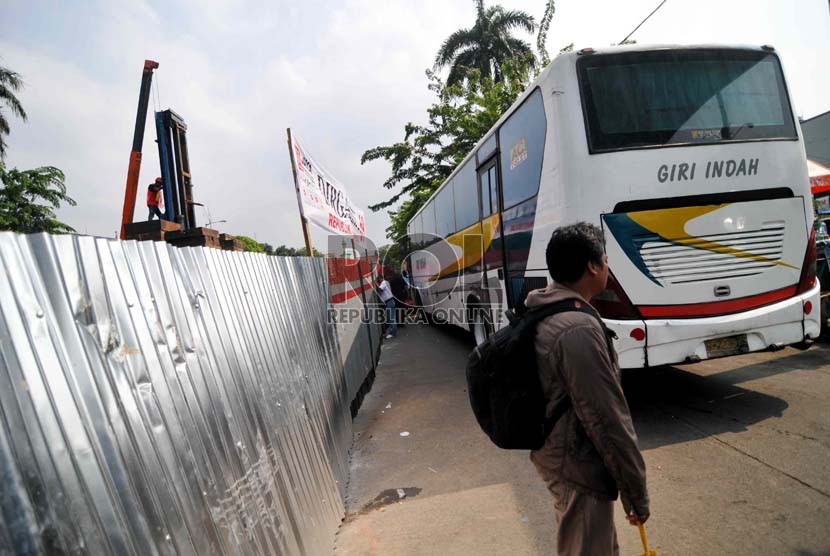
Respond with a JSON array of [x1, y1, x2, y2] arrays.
[[155, 109, 197, 229]]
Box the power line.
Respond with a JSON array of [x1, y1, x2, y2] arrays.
[[619, 0, 670, 44], [152, 73, 158, 112], [154, 70, 161, 112]]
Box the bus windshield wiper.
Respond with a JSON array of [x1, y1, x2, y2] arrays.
[[727, 122, 755, 139]]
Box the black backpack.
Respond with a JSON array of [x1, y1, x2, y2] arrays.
[[465, 298, 616, 450]]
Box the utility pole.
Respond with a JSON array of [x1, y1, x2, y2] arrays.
[[286, 128, 314, 256]]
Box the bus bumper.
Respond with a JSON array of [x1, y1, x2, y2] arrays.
[[607, 282, 821, 369]]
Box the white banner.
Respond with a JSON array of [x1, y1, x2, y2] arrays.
[[289, 134, 366, 236]]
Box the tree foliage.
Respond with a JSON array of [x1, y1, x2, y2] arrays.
[[236, 235, 265, 253], [434, 0, 537, 87], [0, 66, 28, 160], [362, 55, 534, 242], [0, 163, 76, 233], [536, 0, 556, 67], [242, 238, 322, 257], [295, 246, 324, 257], [377, 243, 406, 272]]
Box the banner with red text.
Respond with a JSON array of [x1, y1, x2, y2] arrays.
[[289, 135, 366, 236]]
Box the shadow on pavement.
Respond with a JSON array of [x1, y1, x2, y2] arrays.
[[419, 320, 823, 455], [621, 347, 829, 451], [428, 320, 826, 454]]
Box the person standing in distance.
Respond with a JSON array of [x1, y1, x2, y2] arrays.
[[376, 274, 397, 339], [525, 222, 649, 555], [147, 177, 164, 221]]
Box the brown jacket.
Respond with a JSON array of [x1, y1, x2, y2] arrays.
[[527, 284, 649, 517]]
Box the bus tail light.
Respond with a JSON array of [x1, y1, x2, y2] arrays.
[[796, 227, 817, 295], [592, 271, 640, 319]]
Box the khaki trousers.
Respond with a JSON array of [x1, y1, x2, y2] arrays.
[[547, 481, 619, 556]]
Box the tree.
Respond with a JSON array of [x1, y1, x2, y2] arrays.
[[536, 0, 556, 67], [273, 244, 298, 256], [296, 246, 324, 258], [261, 242, 276, 255], [269, 244, 321, 257], [362, 55, 534, 241], [239, 240, 324, 257], [236, 235, 265, 253], [378, 243, 405, 272], [434, 0, 536, 87], [0, 66, 27, 160], [0, 163, 76, 233]]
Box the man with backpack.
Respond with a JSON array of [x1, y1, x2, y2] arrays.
[[526, 223, 649, 555]]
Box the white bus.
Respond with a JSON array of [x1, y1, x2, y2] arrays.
[[407, 44, 821, 369]]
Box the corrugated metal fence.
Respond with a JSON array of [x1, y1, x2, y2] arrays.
[[335, 295, 380, 413], [0, 232, 377, 555]]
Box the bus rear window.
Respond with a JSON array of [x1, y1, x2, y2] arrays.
[[578, 49, 797, 152]]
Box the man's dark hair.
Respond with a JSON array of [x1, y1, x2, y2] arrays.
[[545, 222, 606, 283]]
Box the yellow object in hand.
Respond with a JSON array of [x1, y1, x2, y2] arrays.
[[637, 523, 657, 556]]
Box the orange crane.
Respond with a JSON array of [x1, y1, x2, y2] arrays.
[[119, 59, 159, 239]]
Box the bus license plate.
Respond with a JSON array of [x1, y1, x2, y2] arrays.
[[705, 335, 749, 358]]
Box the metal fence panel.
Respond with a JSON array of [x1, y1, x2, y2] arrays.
[[335, 294, 382, 407], [0, 232, 354, 555]]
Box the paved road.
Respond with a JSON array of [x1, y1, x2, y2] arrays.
[[335, 322, 830, 556]]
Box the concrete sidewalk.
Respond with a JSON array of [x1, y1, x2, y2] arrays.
[[335, 320, 830, 555], [333, 322, 568, 555]]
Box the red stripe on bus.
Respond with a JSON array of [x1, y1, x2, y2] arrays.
[[330, 281, 373, 304], [637, 284, 798, 318]]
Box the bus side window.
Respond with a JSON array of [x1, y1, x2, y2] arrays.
[[422, 202, 436, 245], [453, 162, 478, 230], [435, 182, 455, 238], [480, 168, 491, 215], [498, 88, 546, 209], [479, 162, 498, 216], [488, 165, 498, 214]]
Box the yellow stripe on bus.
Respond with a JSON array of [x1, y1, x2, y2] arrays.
[[628, 205, 798, 270], [426, 214, 500, 281]]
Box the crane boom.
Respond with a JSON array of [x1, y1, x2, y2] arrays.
[[119, 59, 159, 239]]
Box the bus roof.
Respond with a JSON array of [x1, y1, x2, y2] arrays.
[[563, 43, 773, 56]]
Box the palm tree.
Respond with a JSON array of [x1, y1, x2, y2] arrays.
[[537, 0, 556, 67], [0, 65, 28, 160], [434, 0, 537, 87]]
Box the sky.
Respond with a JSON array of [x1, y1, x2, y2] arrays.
[[2, 0, 829, 249]]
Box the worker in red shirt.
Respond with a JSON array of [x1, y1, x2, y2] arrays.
[[147, 177, 164, 220]]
